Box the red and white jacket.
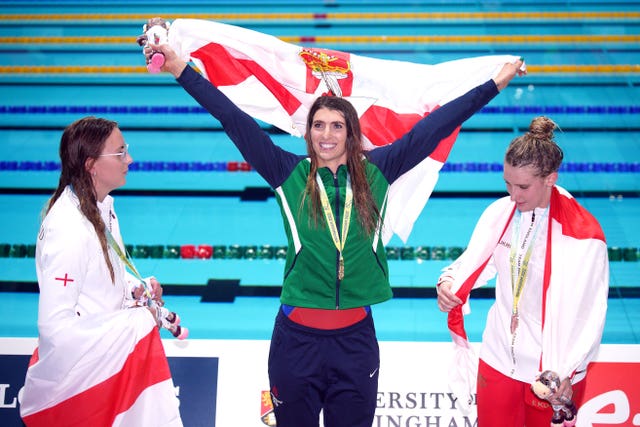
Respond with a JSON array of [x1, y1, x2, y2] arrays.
[[441, 186, 609, 411]]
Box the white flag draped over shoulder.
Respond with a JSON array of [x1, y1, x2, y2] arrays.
[[20, 309, 182, 427], [168, 18, 522, 244], [443, 186, 608, 414]]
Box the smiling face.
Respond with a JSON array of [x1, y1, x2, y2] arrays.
[[309, 107, 348, 173], [503, 163, 557, 212], [86, 128, 132, 201]]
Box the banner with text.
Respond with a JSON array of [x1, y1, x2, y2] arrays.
[[0, 339, 638, 426]]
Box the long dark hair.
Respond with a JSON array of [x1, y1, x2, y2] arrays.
[[303, 96, 380, 235], [47, 116, 119, 283]]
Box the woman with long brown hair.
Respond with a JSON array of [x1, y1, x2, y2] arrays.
[[20, 117, 183, 426], [145, 41, 523, 427]]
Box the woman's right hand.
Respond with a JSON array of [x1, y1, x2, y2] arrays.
[[144, 43, 188, 78], [436, 280, 463, 312]]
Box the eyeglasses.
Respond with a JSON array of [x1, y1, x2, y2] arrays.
[[99, 144, 129, 162]]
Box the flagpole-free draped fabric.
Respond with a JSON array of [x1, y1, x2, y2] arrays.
[[21, 315, 181, 426], [443, 186, 608, 413], [167, 18, 523, 244]]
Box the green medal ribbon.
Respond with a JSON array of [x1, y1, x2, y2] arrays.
[[106, 227, 153, 300]]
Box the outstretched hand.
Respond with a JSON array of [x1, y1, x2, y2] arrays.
[[493, 58, 527, 91], [143, 42, 187, 78], [136, 17, 188, 79]]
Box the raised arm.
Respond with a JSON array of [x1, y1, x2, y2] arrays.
[[146, 43, 302, 189], [369, 59, 525, 183]]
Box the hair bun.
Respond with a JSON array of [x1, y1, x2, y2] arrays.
[[529, 116, 557, 139]]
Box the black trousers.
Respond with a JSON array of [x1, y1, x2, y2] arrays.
[[268, 307, 380, 427]]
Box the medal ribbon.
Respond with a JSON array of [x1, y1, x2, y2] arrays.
[[509, 207, 548, 330], [106, 228, 153, 300], [69, 186, 153, 300], [316, 172, 353, 280]]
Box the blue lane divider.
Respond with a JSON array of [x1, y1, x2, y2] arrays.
[[2, 161, 639, 173], [0, 106, 209, 114], [480, 106, 640, 114], [439, 162, 640, 173], [1, 105, 639, 115], [0, 161, 60, 171]]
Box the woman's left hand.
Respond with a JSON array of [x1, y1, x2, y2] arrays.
[[148, 277, 164, 306], [493, 58, 527, 91]]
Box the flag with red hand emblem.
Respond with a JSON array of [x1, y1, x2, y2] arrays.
[[168, 19, 521, 243]]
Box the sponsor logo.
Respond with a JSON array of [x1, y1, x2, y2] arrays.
[[260, 390, 277, 426], [578, 362, 640, 425]]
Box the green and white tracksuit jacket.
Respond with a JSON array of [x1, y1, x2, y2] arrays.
[[177, 65, 499, 310]]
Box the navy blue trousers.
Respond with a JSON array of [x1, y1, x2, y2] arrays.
[[268, 308, 380, 427]]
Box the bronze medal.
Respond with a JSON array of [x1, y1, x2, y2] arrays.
[[510, 313, 519, 334]]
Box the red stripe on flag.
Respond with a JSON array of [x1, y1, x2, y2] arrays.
[[360, 105, 424, 147], [448, 258, 491, 341], [23, 328, 171, 427], [541, 217, 553, 371], [448, 207, 515, 341], [192, 43, 302, 115], [27, 347, 39, 368], [430, 127, 460, 163], [360, 104, 460, 162], [550, 188, 606, 241]]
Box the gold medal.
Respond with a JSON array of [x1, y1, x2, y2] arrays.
[[316, 173, 352, 282]]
